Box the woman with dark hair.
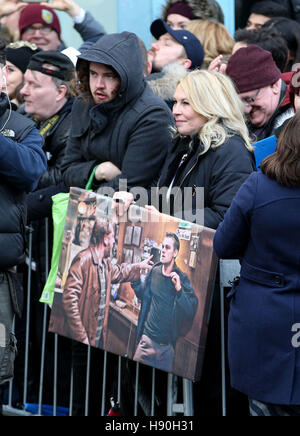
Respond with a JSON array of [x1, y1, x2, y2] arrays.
[[214, 112, 300, 416], [5, 40, 39, 107], [262, 17, 300, 70]]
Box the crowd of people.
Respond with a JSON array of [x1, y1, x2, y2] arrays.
[[0, 0, 299, 417]]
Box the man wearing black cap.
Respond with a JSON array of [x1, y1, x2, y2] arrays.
[[15, 50, 76, 406], [20, 50, 75, 208], [149, 18, 204, 73], [146, 19, 204, 107], [19, 50, 75, 284]]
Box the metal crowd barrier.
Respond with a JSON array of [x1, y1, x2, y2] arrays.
[[219, 259, 241, 417], [1, 220, 240, 417]]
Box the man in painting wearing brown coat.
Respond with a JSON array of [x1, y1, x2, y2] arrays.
[[62, 218, 152, 348]]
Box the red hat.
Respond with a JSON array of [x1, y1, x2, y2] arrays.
[[167, 2, 195, 20], [19, 5, 61, 39], [226, 45, 281, 94]]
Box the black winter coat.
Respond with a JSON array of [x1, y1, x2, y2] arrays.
[[26, 99, 74, 222], [61, 32, 174, 192], [37, 98, 74, 189], [0, 95, 46, 269], [155, 133, 256, 230]]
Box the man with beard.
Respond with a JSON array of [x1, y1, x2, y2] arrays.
[[132, 232, 198, 373], [62, 218, 153, 348], [146, 19, 204, 107], [61, 31, 173, 194]]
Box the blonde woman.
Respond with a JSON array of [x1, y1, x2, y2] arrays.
[[113, 69, 255, 415], [155, 69, 255, 229], [186, 19, 234, 69]]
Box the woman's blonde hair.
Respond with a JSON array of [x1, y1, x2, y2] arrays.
[[176, 70, 253, 153], [186, 20, 234, 67]]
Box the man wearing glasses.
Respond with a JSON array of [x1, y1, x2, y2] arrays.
[[17, 2, 105, 51], [226, 45, 294, 141]]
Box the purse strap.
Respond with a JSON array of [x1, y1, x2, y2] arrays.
[[85, 165, 99, 190]]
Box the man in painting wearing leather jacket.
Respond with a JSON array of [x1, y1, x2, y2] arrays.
[[132, 232, 198, 373]]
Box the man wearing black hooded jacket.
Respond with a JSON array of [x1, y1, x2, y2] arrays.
[[61, 31, 173, 194]]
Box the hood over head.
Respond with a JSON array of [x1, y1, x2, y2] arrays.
[[77, 32, 145, 106]]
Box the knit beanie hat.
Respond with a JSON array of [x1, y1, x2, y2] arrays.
[[226, 45, 281, 94], [163, 0, 224, 24], [19, 5, 61, 39], [6, 41, 40, 74], [167, 2, 195, 20]]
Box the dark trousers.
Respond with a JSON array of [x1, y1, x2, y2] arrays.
[[0, 272, 17, 414]]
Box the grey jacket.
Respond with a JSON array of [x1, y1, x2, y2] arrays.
[[0, 95, 46, 269]]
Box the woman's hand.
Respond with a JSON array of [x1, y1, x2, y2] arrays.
[[40, 0, 80, 18], [112, 191, 134, 218], [0, 1, 27, 18], [137, 255, 154, 271], [95, 162, 121, 182], [208, 55, 228, 74], [170, 272, 182, 292]]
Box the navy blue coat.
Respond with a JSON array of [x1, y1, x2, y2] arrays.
[[214, 171, 300, 405], [0, 95, 46, 269]]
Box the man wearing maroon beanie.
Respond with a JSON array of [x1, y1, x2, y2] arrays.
[[18, 4, 61, 50], [18, 1, 105, 52], [226, 45, 294, 140]]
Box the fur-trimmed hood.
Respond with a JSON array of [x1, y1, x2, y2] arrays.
[[146, 63, 188, 103], [162, 0, 224, 23]]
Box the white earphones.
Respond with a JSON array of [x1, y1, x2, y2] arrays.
[[2, 75, 7, 92], [0, 69, 12, 133]]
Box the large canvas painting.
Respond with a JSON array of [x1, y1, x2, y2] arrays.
[[49, 188, 217, 381]]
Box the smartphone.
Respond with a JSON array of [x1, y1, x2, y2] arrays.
[[150, 247, 161, 264]]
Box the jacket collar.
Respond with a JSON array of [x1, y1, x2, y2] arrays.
[[152, 261, 181, 275], [90, 246, 111, 271], [0, 93, 10, 117], [147, 63, 187, 102]]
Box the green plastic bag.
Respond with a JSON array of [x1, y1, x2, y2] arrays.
[[40, 167, 98, 306]]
